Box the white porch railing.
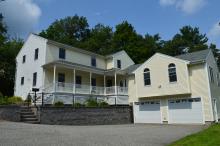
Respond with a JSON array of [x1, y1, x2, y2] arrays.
[[43, 82, 128, 95]]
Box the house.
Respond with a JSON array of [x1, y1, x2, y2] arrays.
[[14, 33, 220, 124], [130, 50, 220, 124], [14, 33, 135, 105]]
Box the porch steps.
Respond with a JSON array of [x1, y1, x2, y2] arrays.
[[20, 107, 39, 124]]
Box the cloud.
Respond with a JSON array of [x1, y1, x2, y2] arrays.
[[159, 0, 206, 14], [0, 0, 41, 37], [208, 22, 220, 47]]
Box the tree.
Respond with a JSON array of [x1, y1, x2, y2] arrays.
[[160, 26, 209, 56], [0, 14, 6, 46], [84, 23, 113, 55], [39, 15, 90, 48]]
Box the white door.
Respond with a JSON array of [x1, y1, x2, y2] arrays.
[[133, 101, 161, 123], [168, 98, 203, 124]]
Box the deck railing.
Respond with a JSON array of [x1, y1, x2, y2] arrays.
[[43, 82, 128, 95]]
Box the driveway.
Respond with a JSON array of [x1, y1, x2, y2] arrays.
[[0, 121, 205, 146]]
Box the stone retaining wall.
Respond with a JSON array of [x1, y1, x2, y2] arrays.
[[39, 106, 133, 125], [0, 105, 21, 122]]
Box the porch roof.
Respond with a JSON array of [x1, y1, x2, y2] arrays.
[[42, 60, 123, 75]]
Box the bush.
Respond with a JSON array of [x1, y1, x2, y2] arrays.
[[85, 97, 98, 107], [0, 96, 23, 105], [54, 101, 64, 107], [0, 92, 3, 97], [99, 101, 109, 107], [73, 102, 84, 107], [7, 96, 23, 105]]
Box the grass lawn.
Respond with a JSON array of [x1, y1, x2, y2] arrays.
[[168, 124, 220, 146]]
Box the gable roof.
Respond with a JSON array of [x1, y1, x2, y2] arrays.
[[175, 49, 211, 63]]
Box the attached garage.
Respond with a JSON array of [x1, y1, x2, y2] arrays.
[[133, 100, 161, 123], [168, 98, 204, 124]]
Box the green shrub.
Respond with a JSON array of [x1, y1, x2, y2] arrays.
[[99, 101, 109, 107], [85, 97, 98, 107], [73, 102, 84, 107], [0, 96, 23, 105], [54, 101, 64, 107], [7, 96, 23, 105]]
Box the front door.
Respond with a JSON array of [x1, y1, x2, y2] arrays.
[[106, 79, 112, 87]]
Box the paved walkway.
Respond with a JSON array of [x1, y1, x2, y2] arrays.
[[0, 121, 205, 146]]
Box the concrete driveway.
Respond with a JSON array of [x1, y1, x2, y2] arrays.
[[0, 121, 205, 146]]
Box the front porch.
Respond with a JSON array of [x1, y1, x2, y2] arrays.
[[42, 61, 128, 96]]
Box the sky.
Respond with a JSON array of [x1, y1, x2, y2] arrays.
[[0, 0, 220, 48]]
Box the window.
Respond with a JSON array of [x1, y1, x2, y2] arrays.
[[22, 55, 26, 63], [59, 48, 65, 59], [91, 78, 96, 86], [21, 77, 24, 85], [91, 57, 96, 67], [34, 48, 39, 60], [117, 60, 121, 69], [58, 73, 65, 83], [33, 72, 37, 86], [209, 67, 214, 83], [168, 63, 177, 82], [143, 68, 151, 86], [76, 76, 81, 88]]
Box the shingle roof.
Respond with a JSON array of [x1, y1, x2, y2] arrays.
[[175, 49, 210, 63], [119, 64, 142, 75]]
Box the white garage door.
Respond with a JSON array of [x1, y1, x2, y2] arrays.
[[168, 98, 203, 124], [133, 101, 161, 123]]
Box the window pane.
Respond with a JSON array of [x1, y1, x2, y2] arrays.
[[91, 57, 96, 67], [34, 48, 39, 60], [33, 72, 37, 86], [168, 64, 177, 82], [59, 48, 65, 59], [92, 78, 96, 86], [76, 76, 81, 88], [22, 55, 26, 63], [117, 60, 121, 68], [144, 72, 151, 85]]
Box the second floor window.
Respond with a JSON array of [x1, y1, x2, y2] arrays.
[[168, 63, 177, 82], [209, 67, 214, 83], [21, 77, 24, 85], [22, 55, 26, 63], [59, 48, 66, 59], [33, 72, 37, 86], [117, 60, 121, 69], [91, 57, 96, 67], [34, 48, 39, 60], [144, 68, 151, 86]]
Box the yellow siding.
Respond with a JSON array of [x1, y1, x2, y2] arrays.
[[128, 75, 137, 103], [113, 51, 134, 69], [135, 54, 190, 98]]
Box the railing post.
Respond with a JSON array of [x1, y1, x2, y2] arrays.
[[72, 94, 75, 106]]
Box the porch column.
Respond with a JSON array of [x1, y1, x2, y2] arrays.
[[53, 65, 56, 92], [73, 69, 75, 94], [90, 72, 92, 94], [104, 75, 106, 95], [114, 72, 117, 95]]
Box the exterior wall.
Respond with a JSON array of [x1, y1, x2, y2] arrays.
[[134, 54, 190, 98], [14, 34, 47, 99], [206, 52, 220, 119], [188, 63, 213, 121], [46, 44, 106, 69], [112, 51, 134, 70]]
